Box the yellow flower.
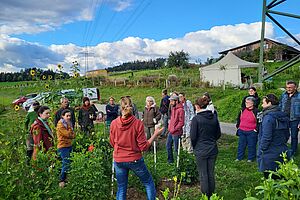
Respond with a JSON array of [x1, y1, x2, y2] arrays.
[[173, 176, 178, 183], [48, 75, 53, 80], [42, 75, 47, 80], [30, 69, 36, 76], [57, 64, 63, 69], [14, 105, 20, 111], [74, 72, 79, 78], [45, 84, 50, 90]]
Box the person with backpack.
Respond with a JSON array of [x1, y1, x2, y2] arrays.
[[257, 94, 290, 179]]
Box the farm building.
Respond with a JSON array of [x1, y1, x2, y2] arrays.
[[219, 38, 300, 61], [86, 69, 108, 77]]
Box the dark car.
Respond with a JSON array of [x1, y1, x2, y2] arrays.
[[12, 93, 38, 106]]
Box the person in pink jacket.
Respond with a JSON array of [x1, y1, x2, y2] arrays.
[[166, 95, 185, 163]]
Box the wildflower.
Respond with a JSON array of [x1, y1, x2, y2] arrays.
[[42, 75, 47, 80], [45, 84, 50, 90], [14, 105, 20, 111], [48, 75, 53, 80], [30, 69, 36, 76], [74, 72, 79, 78], [88, 144, 95, 152]]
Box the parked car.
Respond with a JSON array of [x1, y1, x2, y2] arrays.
[[12, 93, 38, 106], [22, 92, 51, 111]]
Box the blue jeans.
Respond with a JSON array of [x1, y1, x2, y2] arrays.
[[236, 129, 257, 161], [114, 158, 156, 200], [161, 114, 169, 136], [290, 120, 300, 155], [58, 146, 72, 182], [166, 133, 180, 163]]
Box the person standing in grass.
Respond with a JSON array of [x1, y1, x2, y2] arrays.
[[257, 94, 290, 179], [24, 101, 40, 163], [167, 95, 184, 163], [56, 109, 76, 188], [30, 106, 54, 160], [106, 96, 119, 131], [235, 97, 259, 162], [142, 96, 161, 140], [78, 97, 97, 136], [190, 96, 221, 198], [279, 80, 300, 156], [110, 96, 163, 200], [159, 89, 170, 138], [179, 92, 195, 153]]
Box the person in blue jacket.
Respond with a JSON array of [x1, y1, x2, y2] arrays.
[[257, 94, 290, 179], [106, 96, 119, 131], [279, 80, 300, 156]]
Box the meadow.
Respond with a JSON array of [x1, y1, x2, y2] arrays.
[[0, 64, 299, 199]]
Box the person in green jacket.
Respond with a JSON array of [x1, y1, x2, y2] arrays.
[[24, 101, 40, 163]]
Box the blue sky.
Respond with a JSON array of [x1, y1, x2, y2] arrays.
[[0, 0, 299, 73]]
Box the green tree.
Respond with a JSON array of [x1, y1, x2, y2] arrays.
[[167, 50, 189, 69]]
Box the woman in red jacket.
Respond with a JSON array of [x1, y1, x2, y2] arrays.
[[30, 106, 54, 160], [110, 96, 163, 200]]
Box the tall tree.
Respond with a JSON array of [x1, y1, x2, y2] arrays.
[[167, 50, 189, 69]]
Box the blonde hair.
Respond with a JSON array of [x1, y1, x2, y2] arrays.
[[120, 96, 133, 118]]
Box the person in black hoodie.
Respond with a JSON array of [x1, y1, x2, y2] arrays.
[[190, 96, 221, 198], [241, 86, 260, 109]]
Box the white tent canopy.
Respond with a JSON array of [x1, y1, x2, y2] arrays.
[[199, 52, 259, 87]]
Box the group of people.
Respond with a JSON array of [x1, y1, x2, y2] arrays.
[[23, 79, 299, 198], [24, 96, 97, 187], [236, 80, 300, 179]]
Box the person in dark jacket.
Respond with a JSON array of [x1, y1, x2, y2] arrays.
[[236, 97, 259, 162], [159, 89, 170, 137], [279, 80, 300, 156], [257, 94, 290, 179], [190, 96, 221, 198], [241, 86, 260, 109], [78, 97, 97, 136], [106, 96, 119, 130], [54, 97, 76, 127], [142, 96, 161, 139]]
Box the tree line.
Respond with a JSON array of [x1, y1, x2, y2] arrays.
[[0, 68, 69, 82]]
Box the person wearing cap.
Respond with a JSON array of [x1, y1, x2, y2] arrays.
[[24, 101, 40, 163], [166, 95, 184, 163], [179, 92, 194, 153], [235, 97, 259, 162], [278, 80, 300, 156], [241, 86, 260, 109], [78, 97, 97, 136], [54, 97, 76, 127]]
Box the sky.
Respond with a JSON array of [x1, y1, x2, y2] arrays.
[[0, 0, 300, 74]]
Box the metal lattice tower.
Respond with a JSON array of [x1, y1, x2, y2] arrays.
[[259, 0, 300, 82]]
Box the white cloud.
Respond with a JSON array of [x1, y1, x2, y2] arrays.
[[0, 0, 132, 35], [0, 22, 281, 73]]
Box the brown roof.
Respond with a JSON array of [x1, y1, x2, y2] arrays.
[[219, 38, 300, 55]]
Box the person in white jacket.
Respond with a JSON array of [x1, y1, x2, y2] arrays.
[[179, 92, 195, 153]]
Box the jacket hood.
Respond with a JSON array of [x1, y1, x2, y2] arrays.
[[116, 115, 137, 131], [268, 110, 289, 121], [198, 110, 214, 119]]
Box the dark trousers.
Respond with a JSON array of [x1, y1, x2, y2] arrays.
[[195, 155, 217, 198], [290, 120, 300, 155], [236, 129, 258, 161]]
